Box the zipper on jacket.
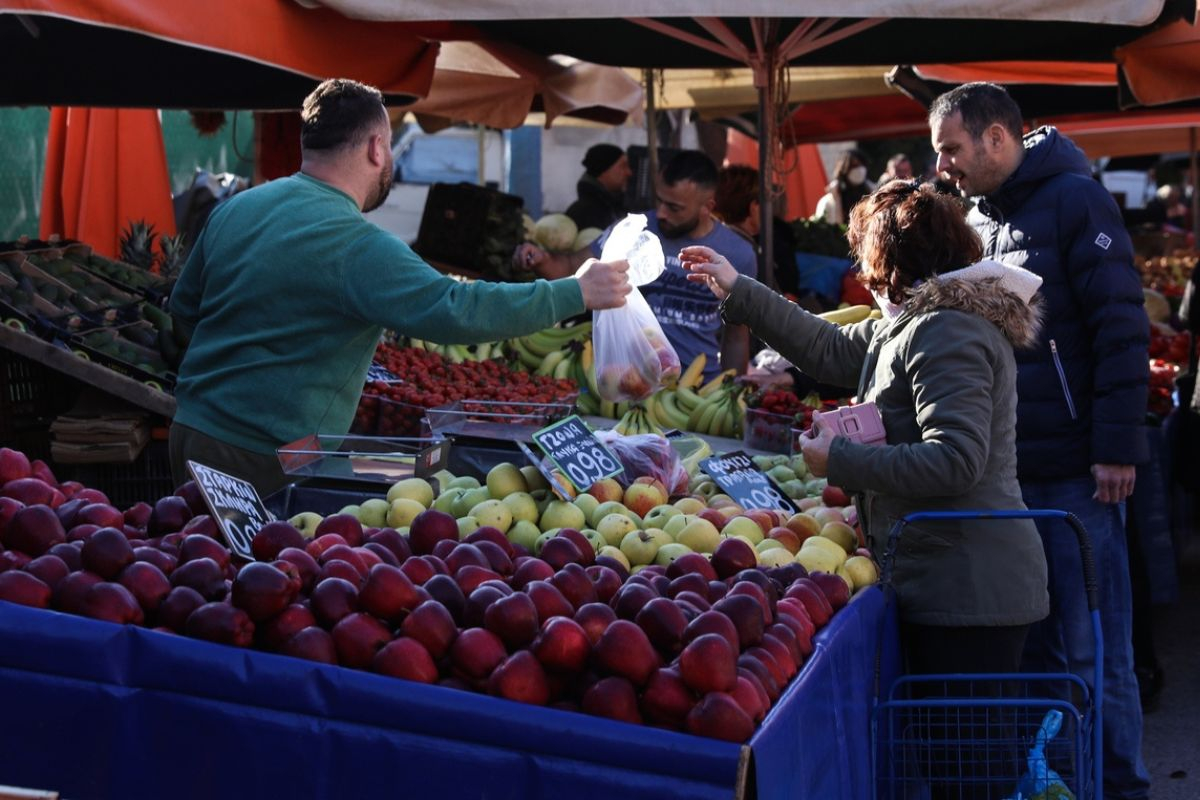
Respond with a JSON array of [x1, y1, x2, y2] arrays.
[[1049, 339, 1078, 420]]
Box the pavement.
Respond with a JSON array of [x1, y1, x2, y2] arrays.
[[1139, 530, 1200, 800]]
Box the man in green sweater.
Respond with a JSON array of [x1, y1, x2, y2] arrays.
[[168, 78, 631, 495]]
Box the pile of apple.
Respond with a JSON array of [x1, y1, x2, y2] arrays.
[[0, 446, 873, 744]]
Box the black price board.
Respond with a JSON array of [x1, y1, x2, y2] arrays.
[[699, 450, 799, 514], [187, 461, 273, 561], [531, 414, 623, 494], [366, 362, 400, 382]]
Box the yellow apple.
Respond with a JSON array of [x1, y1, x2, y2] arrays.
[[288, 512, 322, 538], [758, 547, 794, 568], [386, 498, 426, 529], [755, 538, 786, 554], [800, 535, 848, 567], [589, 500, 638, 530], [620, 529, 661, 566], [469, 499, 514, 533], [811, 507, 845, 527], [433, 488, 464, 515], [506, 520, 542, 552], [387, 477, 434, 508], [451, 486, 491, 519], [722, 516, 764, 545], [572, 493, 600, 521], [539, 500, 587, 532], [486, 462, 528, 499], [520, 465, 549, 492], [662, 513, 693, 539], [819, 521, 858, 554], [795, 547, 843, 574], [597, 545, 631, 570], [445, 475, 481, 491], [581, 528, 606, 553], [654, 542, 693, 567], [673, 497, 706, 515], [357, 498, 391, 528], [643, 527, 673, 550], [641, 504, 682, 530], [502, 492, 540, 525], [676, 518, 720, 553], [843, 555, 879, 590], [587, 477, 624, 503], [785, 512, 821, 539], [596, 513, 640, 547], [456, 516, 481, 538]]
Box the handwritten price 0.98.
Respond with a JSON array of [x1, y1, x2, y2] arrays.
[[564, 446, 620, 489], [745, 484, 793, 513]]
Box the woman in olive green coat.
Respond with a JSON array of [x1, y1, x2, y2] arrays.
[[681, 181, 1048, 676]]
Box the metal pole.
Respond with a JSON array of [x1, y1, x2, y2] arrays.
[[1191, 127, 1198, 248], [644, 69, 659, 203], [754, 21, 777, 290], [477, 125, 486, 187]]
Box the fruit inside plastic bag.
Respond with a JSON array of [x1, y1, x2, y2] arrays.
[[592, 215, 681, 402], [593, 430, 690, 496]]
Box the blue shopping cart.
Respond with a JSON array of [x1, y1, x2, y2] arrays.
[[873, 510, 1103, 800]]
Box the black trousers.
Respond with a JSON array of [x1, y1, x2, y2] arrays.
[[899, 623, 1032, 800], [168, 422, 291, 499]]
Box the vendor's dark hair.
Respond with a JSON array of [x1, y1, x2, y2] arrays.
[[661, 150, 718, 190], [929, 82, 1024, 141], [301, 78, 386, 152], [848, 180, 983, 304], [715, 165, 759, 225]]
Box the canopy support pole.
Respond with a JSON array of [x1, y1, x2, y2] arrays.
[[753, 19, 777, 290], [1191, 127, 1198, 248], [645, 69, 659, 197]]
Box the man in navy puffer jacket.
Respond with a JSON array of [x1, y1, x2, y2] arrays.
[[930, 82, 1150, 800]]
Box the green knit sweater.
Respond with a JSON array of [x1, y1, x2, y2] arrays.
[[170, 173, 584, 454]]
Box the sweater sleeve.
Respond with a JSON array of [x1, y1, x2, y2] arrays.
[[826, 314, 994, 497], [340, 233, 585, 343], [168, 221, 207, 329], [1060, 181, 1150, 466], [721, 276, 874, 388]]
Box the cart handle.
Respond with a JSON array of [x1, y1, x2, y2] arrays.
[[881, 509, 1098, 613]]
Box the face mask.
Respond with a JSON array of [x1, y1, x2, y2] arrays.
[[847, 166, 868, 186]]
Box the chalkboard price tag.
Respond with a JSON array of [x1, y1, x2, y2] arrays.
[[532, 415, 623, 493], [699, 450, 798, 514], [366, 362, 400, 383], [186, 461, 273, 561]]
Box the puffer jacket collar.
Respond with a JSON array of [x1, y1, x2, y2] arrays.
[[898, 267, 1044, 350], [984, 126, 1092, 218]]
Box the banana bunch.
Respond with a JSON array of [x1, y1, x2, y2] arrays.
[[509, 321, 593, 371], [674, 375, 745, 439], [406, 338, 506, 363], [640, 352, 742, 437], [612, 403, 663, 436], [816, 304, 874, 326]]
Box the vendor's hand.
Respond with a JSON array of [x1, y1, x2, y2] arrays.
[[513, 242, 548, 273], [1092, 463, 1136, 504], [576, 258, 631, 310], [799, 416, 837, 478], [679, 245, 739, 301]]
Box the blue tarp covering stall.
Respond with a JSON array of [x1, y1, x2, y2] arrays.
[[0, 582, 897, 799]]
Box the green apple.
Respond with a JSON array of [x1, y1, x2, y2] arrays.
[[486, 461, 528, 499], [796, 546, 843, 574], [539, 500, 586, 532], [801, 535, 848, 566], [572, 493, 600, 521], [288, 511, 322, 538], [722, 516, 764, 545], [358, 498, 391, 528], [620, 529, 661, 566], [643, 527, 673, 550], [596, 513, 640, 547], [597, 545, 630, 571], [451, 486, 491, 519], [676, 518, 720, 554], [386, 498, 425, 529], [506, 520, 542, 553], [672, 497, 706, 515], [501, 492, 540, 525], [588, 500, 636, 530], [430, 469, 457, 492], [581, 528, 606, 553], [520, 465, 549, 492], [781, 479, 807, 500], [654, 542, 693, 567], [843, 555, 879, 590], [386, 478, 434, 508], [433, 488, 464, 515], [789, 455, 808, 478], [767, 465, 797, 484], [752, 455, 775, 471], [470, 499, 514, 533], [446, 475, 481, 491], [819, 521, 858, 553], [756, 538, 786, 554], [641, 504, 682, 530], [456, 516, 481, 538], [662, 513, 693, 539], [693, 480, 719, 499], [533, 531, 557, 556], [338, 504, 361, 518]]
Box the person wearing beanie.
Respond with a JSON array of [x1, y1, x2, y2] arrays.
[[565, 143, 632, 231]]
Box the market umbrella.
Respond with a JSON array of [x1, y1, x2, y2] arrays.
[[397, 40, 644, 131], [1116, 20, 1200, 107], [38, 106, 176, 258], [0, 0, 448, 108]]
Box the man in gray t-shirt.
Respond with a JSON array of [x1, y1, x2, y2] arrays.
[[516, 150, 757, 379]]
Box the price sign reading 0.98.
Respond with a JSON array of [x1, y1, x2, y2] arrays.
[[186, 461, 272, 562], [532, 415, 624, 493], [699, 450, 799, 515]]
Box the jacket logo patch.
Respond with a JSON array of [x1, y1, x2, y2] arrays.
[[1095, 233, 1112, 250]]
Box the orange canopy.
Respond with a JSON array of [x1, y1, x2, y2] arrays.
[[39, 107, 176, 258], [1116, 20, 1200, 107], [725, 130, 828, 222]]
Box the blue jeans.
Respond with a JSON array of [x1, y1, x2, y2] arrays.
[[1020, 478, 1150, 800]]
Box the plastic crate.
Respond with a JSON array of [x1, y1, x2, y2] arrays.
[[0, 349, 81, 442], [743, 407, 795, 454], [63, 439, 175, 510], [413, 182, 524, 273]]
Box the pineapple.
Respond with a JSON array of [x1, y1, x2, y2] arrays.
[[119, 220, 157, 271], [159, 233, 188, 280]]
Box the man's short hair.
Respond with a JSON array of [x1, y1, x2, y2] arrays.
[[928, 82, 1024, 142], [661, 150, 719, 190], [301, 78, 386, 152]]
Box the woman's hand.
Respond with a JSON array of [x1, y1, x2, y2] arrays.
[[799, 416, 837, 478], [680, 245, 739, 301]]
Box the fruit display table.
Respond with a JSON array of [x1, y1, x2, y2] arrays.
[[0, 586, 898, 800]]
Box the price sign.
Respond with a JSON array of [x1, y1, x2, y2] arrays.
[[187, 461, 273, 561], [366, 362, 400, 383], [532, 415, 623, 493], [699, 450, 798, 514]]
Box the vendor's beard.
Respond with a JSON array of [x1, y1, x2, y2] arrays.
[[362, 164, 392, 213], [658, 214, 699, 239]]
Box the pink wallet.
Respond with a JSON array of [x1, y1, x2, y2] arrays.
[[810, 402, 887, 446]]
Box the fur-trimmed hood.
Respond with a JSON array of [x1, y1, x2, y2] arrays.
[[905, 263, 1044, 350]]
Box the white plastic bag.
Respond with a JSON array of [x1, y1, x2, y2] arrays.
[[593, 215, 681, 402]]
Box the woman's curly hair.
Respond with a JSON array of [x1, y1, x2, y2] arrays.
[[847, 180, 983, 304]]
